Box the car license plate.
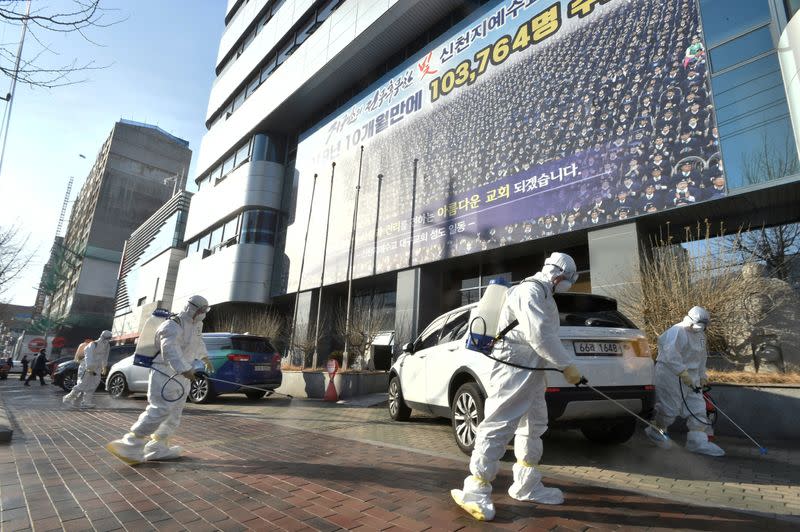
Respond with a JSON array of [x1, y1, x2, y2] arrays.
[[573, 341, 621, 356], [254, 365, 269, 372]]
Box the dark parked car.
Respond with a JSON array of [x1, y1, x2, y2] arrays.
[[53, 345, 136, 392], [48, 356, 74, 378]]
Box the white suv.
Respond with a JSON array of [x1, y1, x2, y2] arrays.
[[388, 292, 655, 454]]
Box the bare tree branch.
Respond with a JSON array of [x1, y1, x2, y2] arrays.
[[0, 0, 123, 89], [0, 224, 34, 299]]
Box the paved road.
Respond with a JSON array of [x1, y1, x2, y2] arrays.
[[0, 382, 797, 531]]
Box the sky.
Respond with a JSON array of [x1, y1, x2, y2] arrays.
[[0, 0, 225, 307]]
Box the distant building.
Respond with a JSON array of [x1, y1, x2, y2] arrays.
[[46, 120, 192, 345], [0, 304, 33, 354], [112, 191, 193, 343], [32, 236, 64, 320]]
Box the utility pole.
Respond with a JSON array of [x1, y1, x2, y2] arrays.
[[288, 173, 317, 366], [342, 146, 365, 370], [0, 0, 32, 178], [312, 162, 336, 369]]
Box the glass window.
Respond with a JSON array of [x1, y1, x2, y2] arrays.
[[261, 56, 277, 82], [699, 0, 772, 47], [246, 76, 260, 98], [276, 39, 293, 66], [413, 316, 447, 352], [222, 216, 239, 243], [711, 53, 798, 188], [296, 18, 315, 46], [439, 309, 471, 344], [317, 0, 342, 24], [264, 135, 285, 163], [209, 225, 224, 249], [232, 89, 246, 112], [241, 210, 277, 245], [709, 26, 774, 72], [788, 0, 800, 19], [211, 164, 223, 182], [271, 0, 287, 16], [234, 143, 250, 166], [221, 153, 235, 176], [200, 233, 211, 251]]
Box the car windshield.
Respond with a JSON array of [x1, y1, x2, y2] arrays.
[[231, 337, 274, 353]]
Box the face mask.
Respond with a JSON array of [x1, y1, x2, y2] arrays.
[[554, 279, 573, 293], [691, 323, 706, 332]]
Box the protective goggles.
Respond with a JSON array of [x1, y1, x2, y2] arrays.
[[545, 261, 579, 283]]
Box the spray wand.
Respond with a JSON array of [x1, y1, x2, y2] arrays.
[[467, 317, 670, 443]]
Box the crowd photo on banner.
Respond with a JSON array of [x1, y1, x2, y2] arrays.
[[286, 0, 725, 291]]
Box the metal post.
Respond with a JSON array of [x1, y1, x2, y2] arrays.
[[408, 159, 418, 267], [0, 0, 32, 177], [312, 162, 336, 369], [342, 146, 365, 370], [373, 174, 383, 276], [288, 173, 317, 366]]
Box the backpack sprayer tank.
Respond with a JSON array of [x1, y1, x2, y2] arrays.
[[466, 279, 510, 354], [133, 308, 172, 368]]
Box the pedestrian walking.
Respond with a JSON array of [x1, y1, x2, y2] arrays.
[[107, 295, 213, 464], [19, 354, 28, 381], [63, 331, 112, 408], [25, 349, 49, 386]]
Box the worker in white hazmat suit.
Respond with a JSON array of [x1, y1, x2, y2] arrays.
[[645, 306, 724, 456], [106, 295, 214, 464], [452, 252, 585, 521], [62, 331, 112, 409]]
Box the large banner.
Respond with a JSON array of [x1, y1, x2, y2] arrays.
[[280, 0, 725, 293]]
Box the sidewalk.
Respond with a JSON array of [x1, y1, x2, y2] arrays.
[[0, 386, 797, 531]]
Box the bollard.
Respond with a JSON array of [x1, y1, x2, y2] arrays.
[[324, 359, 339, 402]]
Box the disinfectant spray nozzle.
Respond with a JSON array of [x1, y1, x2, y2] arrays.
[[759, 447, 768, 455]]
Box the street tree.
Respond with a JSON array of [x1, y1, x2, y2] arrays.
[[0, 224, 32, 300], [335, 293, 392, 370]]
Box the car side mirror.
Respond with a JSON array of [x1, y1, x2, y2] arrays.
[[402, 342, 414, 354]]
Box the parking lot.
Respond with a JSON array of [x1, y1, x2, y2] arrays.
[[1, 381, 798, 530]]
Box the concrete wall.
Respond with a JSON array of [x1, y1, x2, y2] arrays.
[[172, 242, 277, 308], [707, 384, 800, 441]]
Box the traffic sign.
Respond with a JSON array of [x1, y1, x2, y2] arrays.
[[28, 337, 45, 352], [51, 337, 66, 349]]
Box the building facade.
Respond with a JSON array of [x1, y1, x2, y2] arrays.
[[48, 120, 192, 345], [112, 191, 193, 342], [178, 0, 800, 359]]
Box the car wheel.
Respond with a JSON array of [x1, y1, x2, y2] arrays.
[[61, 370, 77, 392], [245, 390, 267, 400], [452, 382, 485, 455], [107, 373, 129, 399], [188, 374, 215, 404], [580, 417, 637, 445], [388, 376, 412, 421]]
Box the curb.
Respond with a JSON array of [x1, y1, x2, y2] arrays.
[[0, 391, 12, 443]]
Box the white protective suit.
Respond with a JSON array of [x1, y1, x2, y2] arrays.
[[106, 295, 211, 464], [63, 331, 111, 408], [648, 306, 724, 456], [452, 253, 582, 521]]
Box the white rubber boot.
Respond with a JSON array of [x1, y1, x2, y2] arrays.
[[106, 433, 147, 465], [686, 431, 725, 457], [62, 392, 79, 407], [451, 475, 496, 521], [645, 425, 673, 449], [508, 462, 564, 505], [143, 437, 182, 461]]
